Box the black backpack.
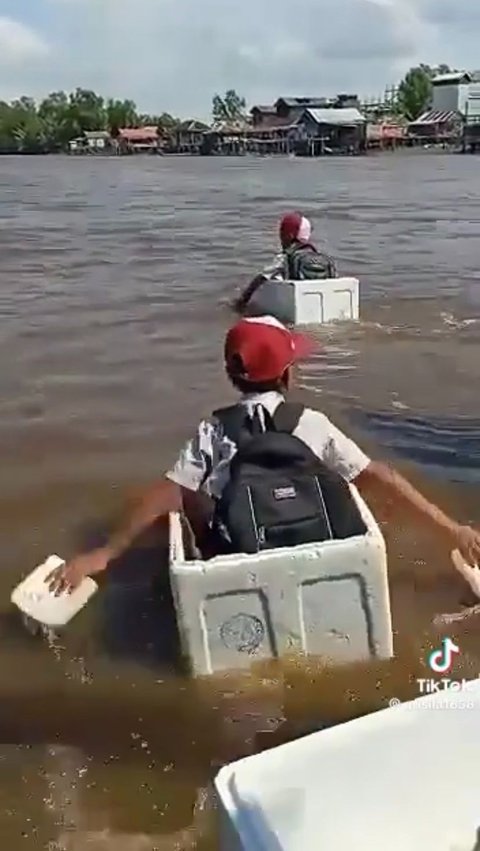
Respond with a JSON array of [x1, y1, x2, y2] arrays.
[[284, 242, 337, 281], [212, 401, 367, 554]]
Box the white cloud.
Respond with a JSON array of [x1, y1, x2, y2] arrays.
[[2, 0, 479, 115], [0, 17, 50, 66]]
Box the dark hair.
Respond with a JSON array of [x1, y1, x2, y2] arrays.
[[226, 354, 290, 394]]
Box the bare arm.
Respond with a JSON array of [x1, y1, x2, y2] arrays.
[[233, 274, 267, 312], [354, 461, 457, 538], [49, 477, 183, 593], [104, 477, 182, 561], [354, 460, 480, 563], [49, 418, 217, 592]]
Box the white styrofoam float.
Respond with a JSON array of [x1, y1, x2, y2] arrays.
[[168, 485, 393, 677], [11, 555, 98, 628], [248, 277, 359, 326], [215, 679, 480, 851]]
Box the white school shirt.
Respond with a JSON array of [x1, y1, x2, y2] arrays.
[[165, 392, 370, 499], [261, 252, 286, 281]]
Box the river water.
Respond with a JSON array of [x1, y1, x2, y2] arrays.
[[0, 153, 479, 849]]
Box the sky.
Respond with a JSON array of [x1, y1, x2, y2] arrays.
[[0, 0, 478, 119]]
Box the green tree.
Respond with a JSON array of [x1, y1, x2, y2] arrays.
[[38, 91, 75, 150], [68, 88, 106, 133], [156, 112, 180, 132], [397, 64, 453, 120], [212, 89, 247, 124], [0, 97, 48, 153], [106, 98, 138, 133], [435, 64, 453, 76]]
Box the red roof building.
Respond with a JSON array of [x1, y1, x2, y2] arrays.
[[117, 126, 161, 150]]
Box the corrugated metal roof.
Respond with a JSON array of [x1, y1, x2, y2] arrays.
[[276, 97, 329, 108], [118, 126, 159, 140], [250, 105, 276, 114], [410, 109, 460, 126], [432, 72, 471, 85], [210, 120, 250, 133], [177, 120, 209, 132], [304, 107, 365, 125]]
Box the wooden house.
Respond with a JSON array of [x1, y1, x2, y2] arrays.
[[68, 131, 112, 154], [407, 110, 462, 144], [173, 120, 210, 154], [295, 107, 366, 155], [366, 121, 407, 150], [116, 126, 161, 153]]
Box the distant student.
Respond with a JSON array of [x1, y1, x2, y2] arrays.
[[50, 315, 480, 592], [234, 212, 337, 312]]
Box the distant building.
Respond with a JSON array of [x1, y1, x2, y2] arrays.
[[69, 131, 111, 154], [250, 105, 277, 127], [250, 95, 362, 127], [245, 95, 367, 155], [174, 120, 210, 153], [297, 107, 366, 154], [274, 97, 332, 122], [409, 71, 480, 143], [117, 126, 161, 153], [431, 71, 480, 119], [366, 122, 407, 149]]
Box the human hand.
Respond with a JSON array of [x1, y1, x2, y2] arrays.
[[47, 547, 111, 595], [450, 526, 480, 600], [451, 525, 480, 566]]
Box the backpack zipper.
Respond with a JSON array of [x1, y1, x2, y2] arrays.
[[246, 486, 262, 548], [314, 477, 334, 539]]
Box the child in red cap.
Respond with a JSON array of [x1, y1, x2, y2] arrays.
[[51, 315, 480, 592], [235, 212, 337, 312]]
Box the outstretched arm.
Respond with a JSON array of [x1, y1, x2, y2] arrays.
[[49, 477, 183, 593], [233, 274, 267, 312], [354, 460, 480, 564], [49, 419, 215, 592]]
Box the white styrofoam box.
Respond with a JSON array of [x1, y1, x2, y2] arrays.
[[169, 486, 392, 676], [249, 277, 359, 326], [216, 679, 480, 851], [11, 555, 98, 628]]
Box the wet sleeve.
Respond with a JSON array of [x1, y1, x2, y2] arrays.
[[261, 252, 285, 280], [296, 409, 370, 482], [165, 419, 214, 492]]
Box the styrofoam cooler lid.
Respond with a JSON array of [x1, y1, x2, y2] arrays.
[[11, 555, 97, 627], [216, 681, 480, 851]]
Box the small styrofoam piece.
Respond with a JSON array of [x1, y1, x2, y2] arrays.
[[169, 485, 393, 676], [215, 680, 480, 851], [249, 277, 359, 326], [11, 555, 97, 628]]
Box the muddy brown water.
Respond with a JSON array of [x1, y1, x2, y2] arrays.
[[1, 152, 480, 849]]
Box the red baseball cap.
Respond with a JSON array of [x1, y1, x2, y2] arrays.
[[279, 212, 312, 245], [224, 316, 315, 382]]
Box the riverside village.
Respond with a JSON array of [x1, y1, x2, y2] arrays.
[[1, 65, 480, 157]]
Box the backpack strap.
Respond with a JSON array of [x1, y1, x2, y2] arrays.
[[272, 401, 305, 434], [213, 402, 300, 445], [285, 243, 317, 280], [212, 405, 247, 446]]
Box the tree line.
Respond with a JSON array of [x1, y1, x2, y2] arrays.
[[0, 89, 180, 154], [0, 87, 250, 154], [0, 66, 458, 154]]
